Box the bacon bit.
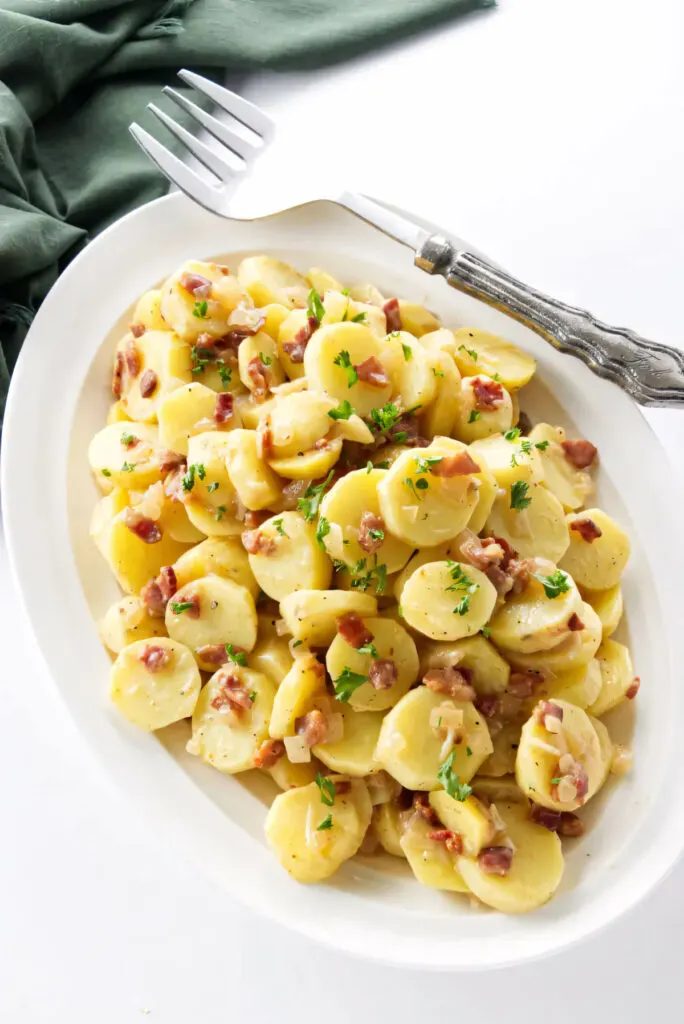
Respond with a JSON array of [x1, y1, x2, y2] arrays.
[[471, 377, 505, 411], [561, 438, 598, 469], [256, 416, 273, 460], [508, 559, 532, 594], [130, 323, 146, 338], [241, 529, 276, 555], [383, 297, 401, 332], [571, 517, 602, 542], [478, 846, 514, 876], [388, 414, 429, 448], [138, 644, 171, 672], [485, 565, 514, 598], [283, 316, 318, 363], [140, 566, 177, 617], [123, 508, 162, 544], [357, 511, 385, 554], [558, 812, 585, 838], [428, 829, 463, 854], [535, 700, 563, 726], [139, 369, 158, 399], [253, 738, 286, 770], [214, 391, 234, 424], [196, 644, 229, 666], [508, 670, 542, 698], [412, 793, 439, 826], [530, 804, 562, 832], [158, 449, 186, 474], [626, 677, 640, 700], [244, 510, 268, 530], [336, 612, 373, 650], [430, 451, 481, 477], [423, 667, 476, 701], [211, 672, 253, 714], [475, 694, 500, 719], [216, 326, 258, 351], [246, 356, 269, 400], [295, 709, 328, 747], [369, 659, 398, 691], [159, 565, 177, 600], [112, 351, 125, 398], [121, 433, 139, 451], [125, 339, 141, 377], [355, 355, 390, 387], [567, 613, 585, 632], [179, 271, 213, 298]]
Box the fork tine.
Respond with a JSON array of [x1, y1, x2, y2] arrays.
[[177, 69, 275, 143], [147, 103, 243, 182], [163, 87, 258, 164], [128, 123, 219, 213]]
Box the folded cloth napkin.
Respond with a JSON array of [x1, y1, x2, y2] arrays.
[[0, 0, 495, 421]]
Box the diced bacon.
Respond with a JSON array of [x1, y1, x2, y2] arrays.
[[139, 369, 158, 398], [244, 510, 269, 530], [336, 612, 373, 650], [211, 672, 253, 714], [558, 812, 585, 837], [423, 667, 476, 701], [241, 529, 276, 555], [489, 535, 519, 569], [158, 449, 186, 474], [430, 451, 481, 477], [214, 391, 234, 424], [130, 323, 146, 338], [312, 438, 330, 451], [123, 508, 162, 544], [458, 534, 503, 570], [388, 415, 429, 448], [121, 433, 139, 451], [112, 351, 125, 398], [140, 579, 165, 617], [159, 565, 177, 600], [246, 356, 269, 401], [534, 700, 563, 726], [383, 297, 401, 332], [626, 678, 640, 700], [179, 271, 213, 298], [412, 792, 439, 825], [475, 694, 501, 719], [428, 829, 463, 854], [477, 846, 514, 876], [125, 339, 141, 377], [253, 738, 286, 770], [282, 316, 318, 363], [256, 416, 273, 460], [508, 559, 532, 594], [138, 644, 171, 672], [508, 670, 542, 698], [485, 565, 514, 598], [295, 709, 328, 747], [278, 477, 310, 511], [369, 659, 397, 691], [354, 356, 390, 388], [357, 512, 385, 554], [570, 517, 602, 542], [567, 613, 585, 632], [471, 377, 505, 411], [561, 438, 598, 469], [530, 804, 562, 832], [196, 644, 229, 666]]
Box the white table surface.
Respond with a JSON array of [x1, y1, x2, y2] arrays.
[[2, 0, 684, 1019]]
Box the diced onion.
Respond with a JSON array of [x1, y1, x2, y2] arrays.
[[558, 753, 575, 773], [429, 705, 464, 732], [439, 729, 457, 761], [489, 802, 506, 836], [528, 738, 560, 757], [283, 735, 312, 763], [136, 482, 165, 521], [275, 618, 291, 637]]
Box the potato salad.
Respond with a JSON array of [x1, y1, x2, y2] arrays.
[[90, 255, 637, 914]]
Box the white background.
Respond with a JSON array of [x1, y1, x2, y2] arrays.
[[2, 0, 684, 1019]]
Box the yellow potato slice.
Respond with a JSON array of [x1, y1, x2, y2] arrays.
[[429, 792, 495, 856], [560, 509, 630, 590], [587, 638, 636, 717], [90, 487, 130, 557], [529, 424, 594, 510], [99, 596, 167, 654], [187, 666, 276, 773], [223, 429, 282, 510], [173, 537, 259, 598], [237, 331, 286, 395], [488, 567, 583, 653], [88, 422, 162, 491], [250, 634, 294, 686], [99, 510, 189, 595], [110, 637, 200, 731], [515, 699, 604, 811], [419, 635, 511, 695], [325, 617, 419, 712], [478, 721, 523, 777], [374, 686, 492, 790], [401, 815, 469, 893], [471, 776, 528, 804], [319, 468, 413, 572], [157, 382, 242, 456], [165, 575, 257, 656], [581, 584, 623, 637], [303, 322, 392, 417], [120, 330, 192, 422], [466, 454, 498, 535], [260, 302, 290, 341], [307, 267, 344, 294], [320, 290, 387, 339], [266, 755, 320, 791], [484, 482, 570, 564], [183, 432, 242, 537], [451, 329, 536, 390], [395, 300, 440, 337], [132, 288, 167, 332], [269, 653, 326, 738], [374, 800, 410, 858], [237, 255, 309, 309], [265, 391, 334, 457], [265, 778, 372, 883], [313, 706, 385, 776], [469, 432, 543, 490], [348, 282, 385, 306], [268, 438, 343, 480], [161, 260, 251, 342], [505, 601, 602, 673], [536, 658, 603, 710], [419, 349, 461, 438], [382, 331, 437, 412], [401, 561, 497, 642], [377, 439, 480, 548], [246, 511, 332, 601], [151, 489, 205, 545], [393, 543, 452, 604], [452, 375, 514, 444], [279, 590, 378, 646], [590, 715, 614, 787], [456, 801, 563, 913]]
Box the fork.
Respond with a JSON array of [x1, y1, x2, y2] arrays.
[[130, 70, 684, 408]]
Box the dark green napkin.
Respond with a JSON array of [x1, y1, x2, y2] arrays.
[[0, 0, 495, 420]]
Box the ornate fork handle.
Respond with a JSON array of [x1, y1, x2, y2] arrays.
[[416, 235, 684, 408]]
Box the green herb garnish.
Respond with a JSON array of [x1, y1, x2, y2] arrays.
[[182, 463, 206, 492], [468, 410, 480, 423], [306, 288, 325, 325], [504, 428, 521, 442], [170, 601, 195, 615], [328, 400, 354, 421], [192, 300, 208, 319], [217, 361, 232, 386], [317, 814, 333, 831], [258, 352, 272, 366], [356, 642, 378, 658], [432, 367, 445, 378], [334, 667, 369, 702], [120, 462, 136, 472], [207, 481, 219, 493], [481, 626, 491, 639], [273, 518, 287, 537], [333, 350, 358, 388], [297, 470, 334, 522], [401, 342, 413, 361], [531, 569, 571, 599], [315, 772, 336, 806], [458, 343, 477, 361], [101, 469, 111, 478], [351, 311, 367, 323], [120, 431, 137, 446], [369, 402, 402, 433], [413, 455, 443, 474], [315, 516, 330, 550], [249, 690, 257, 703], [225, 643, 247, 666], [437, 750, 473, 801], [510, 480, 532, 511], [445, 560, 479, 616], [215, 505, 227, 521]]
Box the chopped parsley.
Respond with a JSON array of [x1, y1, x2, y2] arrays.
[[510, 438, 533, 467], [333, 667, 369, 702], [190, 344, 213, 373], [413, 454, 443, 474], [101, 468, 112, 478], [415, 478, 429, 491], [120, 462, 136, 472], [458, 343, 477, 361], [292, 640, 302, 648], [510, 480, 532, 511], [207, 481, 219, 493], [404, 477, 422, 502], [481, 626, 491, 639], [445, 561, 479, 616], [532, 569, 571, 599], [350, 311, 367, 323], [192, 300, 208, 319], [369, 402, 402, 433], [466, 746, 473, 757], [120, 431, 137, 446], [366, 461, 373, 474], [375, 459, 390, 469], [215, 505, 227, 521], [182, 463, 206, 492], [317, 814, 333, 831], [170, 601, 195, 615], [349, 556, 387, 595], [225, 643, 247, 666], [535, 440, 550, 452], [368, 526, 384, 543], [550, 777, 562, 785], [328, 399, 354, 421], [315, 516, 330, 550], [437, 750, 473, 801], [249, 690, 257, 703], [273, 517, 287, 537], [468, 410, 480, 423], [356, 642, 379, 658], [493, 373, 503, 382], [401, 342, 413, 361], [315, 772, 336, 806], [333, 350, 358, 388], [306, 288, 325, 325], [432, 367, 445, 378], [217, 361, 232, 386], [504, 428, 521, 442], [258, 352, 272, 366], [297, 470, 334, 522]]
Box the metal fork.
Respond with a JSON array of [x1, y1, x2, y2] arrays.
[[130, 71, 684, 408]]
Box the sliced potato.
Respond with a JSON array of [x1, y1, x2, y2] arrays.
[[313, 706, 385, 776], [560, 509, 630, 590], [132, 288, 167, 332], [401, 561, 497, 642], [419, 349, 461, 438], [471, 775, 528, 804], [505, 601, 602, 673], [224, 429, 282, 511], [165, 575, 258, 656], [237, 331, 286, 396], [268, 438, 342, 480], [99, 509, 189, 595], [250, 633, 294, 686], [110, 637, 200, 730], [582, 584, 623, 637], [587, 638, 636, 717], [419, 635, 511, 695], [466, 454, 498, 535], [396, 300, 441, 337], [238, 255, 309, 309], [304, 322, 392, 417], [187, 666, 276, 773], [429, 792, 495, 856], [158, 382, 242, 456], [269, 653, 326, 738], [120, 330, 192, 422], [308, 267, 344, 294], [488, 567, 583, 654], [246, 511, 332, 602], [260, 303, 290, 341], [161, 260, 250, 342], [173, 537, 259, 598], [373, 800, 410, 858], [451, 329, 536, 390], [266, 755, 320, 791], [452, 374, 514, 444], [266, 391, 334, 458], [536, 658, 603, 711], [484, 482, 570, 564], [99, 596, 166, 654], [529, 423, 594, 510], [478, 721, 523, 777], [469, 432, 543, 490], [279, 590, 378, 646], [88, 422, 162, 491], [183, 432, 242, 537], [401, 814, 469, 892], [382, 331, 437, 412], [325, 617, 419, 712]]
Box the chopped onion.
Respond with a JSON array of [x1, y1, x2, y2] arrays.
[[528, 738, 561, 757], [275, 618, 291, 637], [489, 802, 506, 836], [429, 705, 464, 732], [283, 735, 312, 763], [234, 493, 247, 522], [366, 770, 402, 806], [439, 729, 457, 761], [558, 752, 575, 773], [325, 713, 344, 744], [136, 481, 165, 521]]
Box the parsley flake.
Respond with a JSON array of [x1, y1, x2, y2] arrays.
[[170, 601, 195, 615], [315, 516, 330, 550], [351, 311, 367, 323], [101, 468, 112, 478], [510, 480, 532, 511], [334, 667, 369, 702], [207, 481, 219, 493], [258, 352, 272, 366], [182, 463, 206, 492], [306, 288, 326, 325], [192, 300, 208, 319], [317, 814, 333, 831], [315, 773, 336, 807], [369, 402, 402, 433], [368, 526, 384, 543], [432, 367, 445, 378], [445, 561, 479, 616], [217, 361, 232, 386], [481, 626, 491, 639], [468, 410, 480, 423], [215, 505, 227, 521], [120, 462, 136, 472], [413, 454, 443, 474], [458, 343, 478, 361], [328, 399, 354, 421], [356, 642, 379, 658], [225, 643, 247, 666], [190, 344, 213, 374], [437, 750, 473, 801], [531, 569, 571, 599], [550, 777, 562, 785], [504, 428, 521, 442], [273, 518, 287, 537], [333, 350, 358, 388], [401, 342, 413, 361], [297, 471, 334, 522], [535, 440, 550, 452], [120, 431, 137, 446], [249, 690, 257, 703]]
